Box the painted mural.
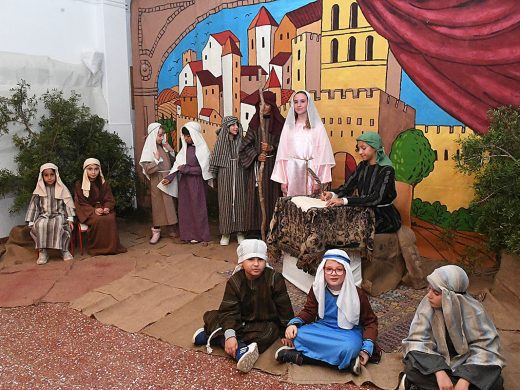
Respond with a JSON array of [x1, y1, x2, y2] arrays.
[[130, 0, 519, 263]]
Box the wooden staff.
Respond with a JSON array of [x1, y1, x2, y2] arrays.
[[257, 69, 268, 241]]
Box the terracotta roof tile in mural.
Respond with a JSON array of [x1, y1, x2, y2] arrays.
[[241, 90, 260, 105], [196, 70, 220, 87], [188, 60, 203, 74], [157, 88, 179, 106], [286, 0, 322, 28], [240, 90, 248, 101], [211, 30, 239, 46], [248, 6, 279, 29], [199, 108, 214, 117], [222, 37, 242, 57], [241, 65, 267, 76], [270, 52, 291, 66], [266, 68, 281, 88], [180, 86, 197, 97], [281, 89, 294, 105]]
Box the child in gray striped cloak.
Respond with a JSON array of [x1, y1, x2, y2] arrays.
[[401, 265, 504, 390], [25, 163, 75, 265]]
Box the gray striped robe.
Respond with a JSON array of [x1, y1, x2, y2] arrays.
[[25, 186, 75, 250], [210, 119, 247, 235]]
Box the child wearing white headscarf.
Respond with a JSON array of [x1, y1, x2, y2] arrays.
[[160, 122, 213, 243], [26, 163, 75, 264], [271, 90, 335, 196], [73, 158, 127, 255], [401, 265, 504, 390], [192, 239, 294, 373], [276, 249, 379, 374], [139, 122, 178, 244]]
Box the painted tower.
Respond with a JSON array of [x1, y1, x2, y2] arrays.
[[320, 0, 401, 98], [221, 37, 242, 118], [247, 6, 278, 73], [291, 32, 321, 92], [202, 31, 240, 77]]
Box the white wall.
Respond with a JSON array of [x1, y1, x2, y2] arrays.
[[0, 0, 134, 238]]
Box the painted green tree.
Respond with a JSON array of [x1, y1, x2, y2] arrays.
[[390, 128, 436, 189]]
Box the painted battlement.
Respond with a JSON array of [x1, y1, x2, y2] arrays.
[[280, 88, 412, 113], [292, 32, 320, 44], [416, 124, 472, 136]]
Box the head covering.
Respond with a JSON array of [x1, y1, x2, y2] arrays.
[[313, 249, 360, 330], [139, 122, 170, 180], [233, 239, 272, 275], [158, 122, 214, 197], [271, 90, 335, 194], [82, 158, 105, 198], [356, 132, 393, 167], [210, 116, 243, 169], [247, 91, 285, 137], [403, 265, 504, 369], [33, 163, 75, 209]]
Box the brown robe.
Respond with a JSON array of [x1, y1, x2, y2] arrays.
[[74, 179, 127, 256], [141, 147, 178, 227]]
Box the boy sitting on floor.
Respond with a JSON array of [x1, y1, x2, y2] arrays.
[[192, 239, 294, 372]]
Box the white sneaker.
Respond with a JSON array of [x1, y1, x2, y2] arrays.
[[351, 356, 361, 376], [220, 234, 230, 246], [62, 250, 74, 261], [237, 232, 245, 244], [36, 250, 48, 265], [149, 227, 161, 244], [236, 342, 259, 373]]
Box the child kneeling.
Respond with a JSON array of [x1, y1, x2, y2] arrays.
[[192, 239, 294, 372], [275, 249, 380, 374], [401, 265, 504, 390]]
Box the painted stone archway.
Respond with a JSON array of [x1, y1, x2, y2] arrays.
[[130, 0, 275, 170]]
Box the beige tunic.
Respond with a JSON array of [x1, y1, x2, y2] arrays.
[[142, 147, 178, 226]]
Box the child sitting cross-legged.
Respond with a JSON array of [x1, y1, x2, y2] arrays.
[[192, 239, 294, 372], [275, 249, 380, 375]]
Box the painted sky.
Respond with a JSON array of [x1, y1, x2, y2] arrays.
[[158, 0, 463, 127]]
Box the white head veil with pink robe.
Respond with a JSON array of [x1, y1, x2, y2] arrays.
[[271, 90, 335, 196]]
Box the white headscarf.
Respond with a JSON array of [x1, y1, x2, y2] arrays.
[[139, 122, 169, 180], [232, 239, 272, 275], [158, 121, 214, 197], [33, 163, 75, 209], [81, 158, 105, 198], [313, 249, 360, 330]]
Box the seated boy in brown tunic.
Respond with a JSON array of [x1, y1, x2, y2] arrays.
[[192, 239, 294, 372]]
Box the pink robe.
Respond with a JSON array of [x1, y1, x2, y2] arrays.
[[271, 122, 335, 196]]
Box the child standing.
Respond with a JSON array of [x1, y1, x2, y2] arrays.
[[275, 249, 379, 374], [209, 116, 247, 246], [139, 122, 178, 244], [401, 265, 504, 390], [26, 163, 75, 264], [192, 239, 294, 372], [160, 122, 213, 244], [74, 158, 127, 255]]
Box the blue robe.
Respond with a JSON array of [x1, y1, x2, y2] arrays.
[[293, 289, 363, 369]]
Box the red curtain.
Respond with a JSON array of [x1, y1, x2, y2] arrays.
[[357, 0, 520, 134]]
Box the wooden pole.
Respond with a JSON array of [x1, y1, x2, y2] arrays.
[[257, 69, 268, 241]]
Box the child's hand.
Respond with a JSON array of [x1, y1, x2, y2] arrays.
[[359, 351, 369, 366], [326, 198, 343, 208], [69, 221, 74, 231], [280, 338, 294, 347], [260, 142, 269, 152], [435, 370, 454, 390], [103, 208, 110, 215], [285, 325, 298, 340], [320, 191, 333, 201], [454, 378, 470, 390], [161, 178, 171, 185], [163, 142, 174, 153], [95, 208, 104, 216], [281, 183, 288, 195], [258, 153, 266, 162], [224, 337, 238, 358]]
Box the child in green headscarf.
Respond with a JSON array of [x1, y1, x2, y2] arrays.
[[321, 132, 401, 233]]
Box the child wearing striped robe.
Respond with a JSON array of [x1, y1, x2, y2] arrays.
[[26, 163, 75, 264]]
